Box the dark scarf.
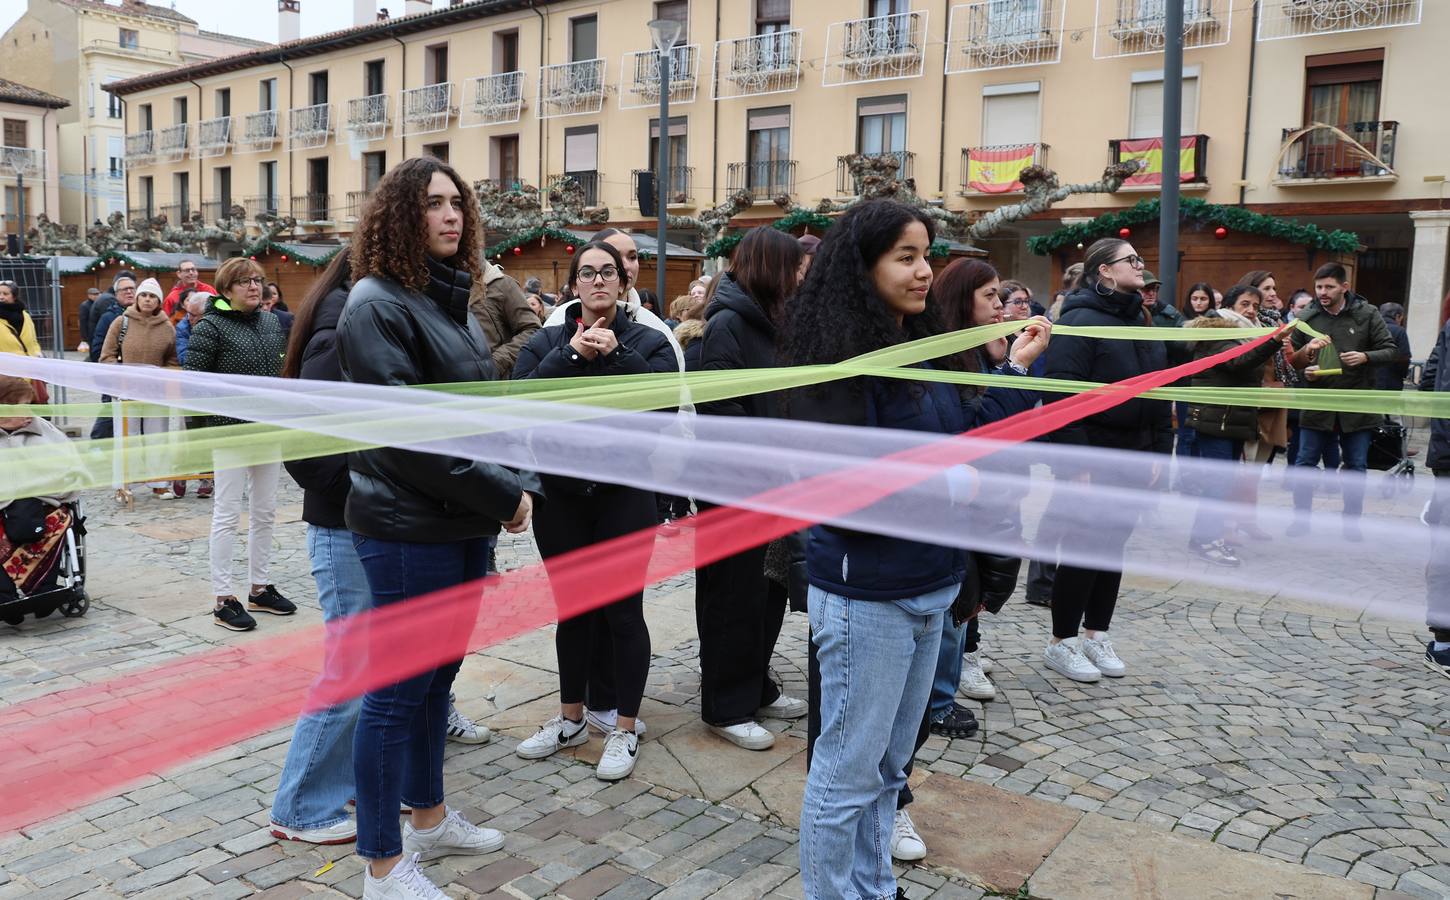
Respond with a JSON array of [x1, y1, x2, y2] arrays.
[[424, 256, 472, 327], [0, 301, 24, 333]]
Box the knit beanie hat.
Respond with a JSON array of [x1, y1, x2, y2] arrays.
[[136, 277, 164, 300]]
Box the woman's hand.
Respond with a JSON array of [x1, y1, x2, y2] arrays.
[[503, 492, 533, 534], [984, 337, 1009, 366], [569, 320, 599, 360], [580, 318, 618, 357], [1008, 316, 1052, 370]]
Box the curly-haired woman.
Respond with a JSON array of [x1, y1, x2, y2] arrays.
[[338, 157, 542, 899], [784, 200, 1048, 898]]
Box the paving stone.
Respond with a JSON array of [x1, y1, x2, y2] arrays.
[[557, 864, 631, 899], [457, 856, 538, 894]]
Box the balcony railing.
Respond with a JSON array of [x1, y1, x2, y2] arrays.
[[632, 167, 694, 207], [836, 151, 915, 195], [947, 0, 1066, 73], [195, 116, 232, 159], [127, 205, 155, 223], [157, 124, 190, 162], [726, 159, 797, 200], [399, 83, 454, 136], [1, 213, 36, 236], [1108, 134, 1209, 185], [461, 72, 526, 128], [1097, 0, 1228, 58], [342, 190, 371, 221], [346, 95, 390, 142], [124, 132, 155, 166], [547, 171, 602, 208], [158, 202, 191, 225], [824, 11, 928, 87], [1257, 0, 1421, 40], [712, 31, 802, 100], [199, 199, 240, 223], [1276, 121, 1398, 183], [291, 193, 333, 222], [237, 111, 279, 154], [961, 143, 1048, 194], [622, 45, 699, 109], [539, 59, 607, 119], [244, 195, 282, 218], [0, 146, 44, 178], [286, 104, 332, 151]]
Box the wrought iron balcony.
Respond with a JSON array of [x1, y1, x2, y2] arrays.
[[836, 151, 915, 195], [946, 0, 1065, 73], [244, 195, 282, 218], [1257, 0, 1421, 40], [157, 124, 190, 162], [347, 95, 390, 142], [1275, 121, 1397, 183], [124, 132, 154, 166], [632, 166, 694, 207], [0, 146, 44, 178], [960, 143, 1048, 194], [195, 117, 233, 159], [237, 111, 279, 153], [546, 171, 602, 208], [1099, 0, 1227, 57], [399, 83, 454, 136], [539, 59, 606, 119], [291, 193, 333, 223], [1108, 133, 1209, 186], [158, 202, 191, 225], [342, 190, 371, 221], [726, 159, 796, 200], [287, 104, 332, 151], [622, 45, 699, 109], [461, 72, 526, 128], [1, 213, 35, 236], [824, 11, 928, 87], [713, 31, 802, 100], [127, 205, 154, 224], [199, 200, 241, 223]]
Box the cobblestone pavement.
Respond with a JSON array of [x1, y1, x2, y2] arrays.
[[1, 463, 1447, 899]]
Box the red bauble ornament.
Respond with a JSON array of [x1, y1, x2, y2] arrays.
[[249, 255, 257, 261], [1214, 226, 1228, 240], [1118, 227, 1131, 238], [512, 246, 523, 256], [280, 254, 288, 262], [565, 244, 575, 255]]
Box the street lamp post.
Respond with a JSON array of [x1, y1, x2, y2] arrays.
[[647, 18, 681, 306]]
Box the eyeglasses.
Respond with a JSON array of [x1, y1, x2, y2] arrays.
[[577, 266, 620, 283], [234, 276, 266, 287], [1004, 297, 1031, 307], [1108, 254, 1146, 269]]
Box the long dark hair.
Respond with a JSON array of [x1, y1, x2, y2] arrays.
[[282, 252, 351, 379], [351, 156, 482, 291], [729, 226, 802, 324], [1180, 280, 1215, 320], [930, 258, 999, 380], [782, 199, 939, 368]]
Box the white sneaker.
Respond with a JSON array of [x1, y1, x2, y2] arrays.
[[756, 694, 808, 720], [363, 853, 447, 900], [596, 729, 639, 781], [1043, 639, 1102, 683], [959, 651, 996, 701], [515, 714, 588, 759], [978, 655, 994, 675], [708, 721, 775, 751], [890, 809, 927, 862], [402, 807, 504, 861], [446, 696, 492, 744], [584, 707, 647, 736], [269, 819, 357, 845], [1081, 636, 1126, 678]]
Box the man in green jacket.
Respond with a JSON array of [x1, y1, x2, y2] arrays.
[[1286, 262, 1398, 539]]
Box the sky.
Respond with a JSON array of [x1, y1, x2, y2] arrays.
[[0, 0, 384, 44]]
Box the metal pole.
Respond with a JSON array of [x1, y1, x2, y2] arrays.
[[15, 171, 25, 256], [656, 47, 670, 305], [1158, 0, 1184, 309]]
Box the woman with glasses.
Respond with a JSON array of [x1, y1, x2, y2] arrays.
[[1038, 238, 1171, 683], [511, 241, 679, 782]]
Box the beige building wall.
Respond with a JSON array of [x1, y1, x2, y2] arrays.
[[0, 98, 64, 231]]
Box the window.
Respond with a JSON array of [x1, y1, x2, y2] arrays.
[[215, 167, 232, 210], [425, 44, 449, 85], [215, 87, 230, 118], [981, 82, 1040, 145], [654, 1, 688, 43], [2, 119, 25, 149], [138, 103, 152, 131], [139, 176, 154, 215], [363, 151, 387, 190], [309, 71, 328, 106], [260, 78, 278, 112], [107, 136, 123, 177], [869, 0, 909, 17], [570, 15, 598, 62], [173, 96, 187, 124], [494, 30, 519, 74], [1128, 68, 1199, 138], [174, 172, 190, 216], [260, 161, 278, 211], [756, 0, 790, 34], [118, 28, 138, 50], [365, 60, 386, 97], [491, 135, 520, 187], [745, 106, 791, 192], [856, 95, 906, 155], [423, 142, 449, 163], [564, 125, 598, 173], [649, 117, 688, 176], [107, 80, 123, 119], [307, 158, 329, 219], [1305, 50, 1383, 127]]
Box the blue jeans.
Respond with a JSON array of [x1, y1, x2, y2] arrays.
[[271, 526, 372, 830], [928, 614, 967, 720], [1292, 427, 1371, 517], [800, 587, 941, 900], [351, 536, 489, 859], [1188, 435, 1243, 546]]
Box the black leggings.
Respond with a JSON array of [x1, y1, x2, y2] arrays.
[[533, 484, 655, 719]]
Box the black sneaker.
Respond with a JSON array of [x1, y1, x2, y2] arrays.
[[1425, 642, 1450, 680], [214, 597, 257, 632], [248, 585, 297, 616], [929, 703, 979, 739]]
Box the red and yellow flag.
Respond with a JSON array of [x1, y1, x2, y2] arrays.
[[1117, 136, 1198, 185], [966, 145, 1037, 194]]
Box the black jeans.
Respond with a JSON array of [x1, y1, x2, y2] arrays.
[[533, 484, 655, 720]]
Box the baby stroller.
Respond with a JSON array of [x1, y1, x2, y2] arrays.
[[1368, 417, 1416, 498], [0, 499, 89, 626]]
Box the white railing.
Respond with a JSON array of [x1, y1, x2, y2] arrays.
[[712, 31, 803, 100], [621, 45, 699, 110], [824, 11, 929, 87], [346, 95, 390, 143], [287, 103, 332, 151], [0, 146, 44, 178], [399, 83, 454, 136], [460, 71, 526, 128], [194, 116, 232, 158], [124, 131, 155, 165], [1095, 0, 1230, 58], [1257, 0, 1421, 40], [157, 123, 190, 162], [947, 1, 1066, 73], [236, 111, 278, 153], [538, 59, 606, 119]]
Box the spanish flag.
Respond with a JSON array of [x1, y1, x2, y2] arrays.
[[1117, 136, 1198, 185], [966, 145, 1038, 194]]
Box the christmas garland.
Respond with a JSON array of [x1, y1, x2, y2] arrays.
[[703, 214, 955, 260], [243, 238, 348, 266], [1026, 198, 1361, 256], [484, 226, 582, 259]]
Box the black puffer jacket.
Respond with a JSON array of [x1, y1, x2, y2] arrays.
[[696, 273, 779, 418], [338, 259, 541, 542], [1043, 284, 1172, 453], [1423, 319, 1450, 472], [283, 285, 351, 529], [181, 296, 287, 428], [1184, 311, 1283, 442]]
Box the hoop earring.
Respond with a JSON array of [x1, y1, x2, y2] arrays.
[[1094, 275, 1119, 297]]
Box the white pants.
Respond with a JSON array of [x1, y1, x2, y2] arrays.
[[210, 460, 280, 597], [120, 415, 172, 490]]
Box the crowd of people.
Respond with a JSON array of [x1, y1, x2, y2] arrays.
[[1, 152, 1446, 900]]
